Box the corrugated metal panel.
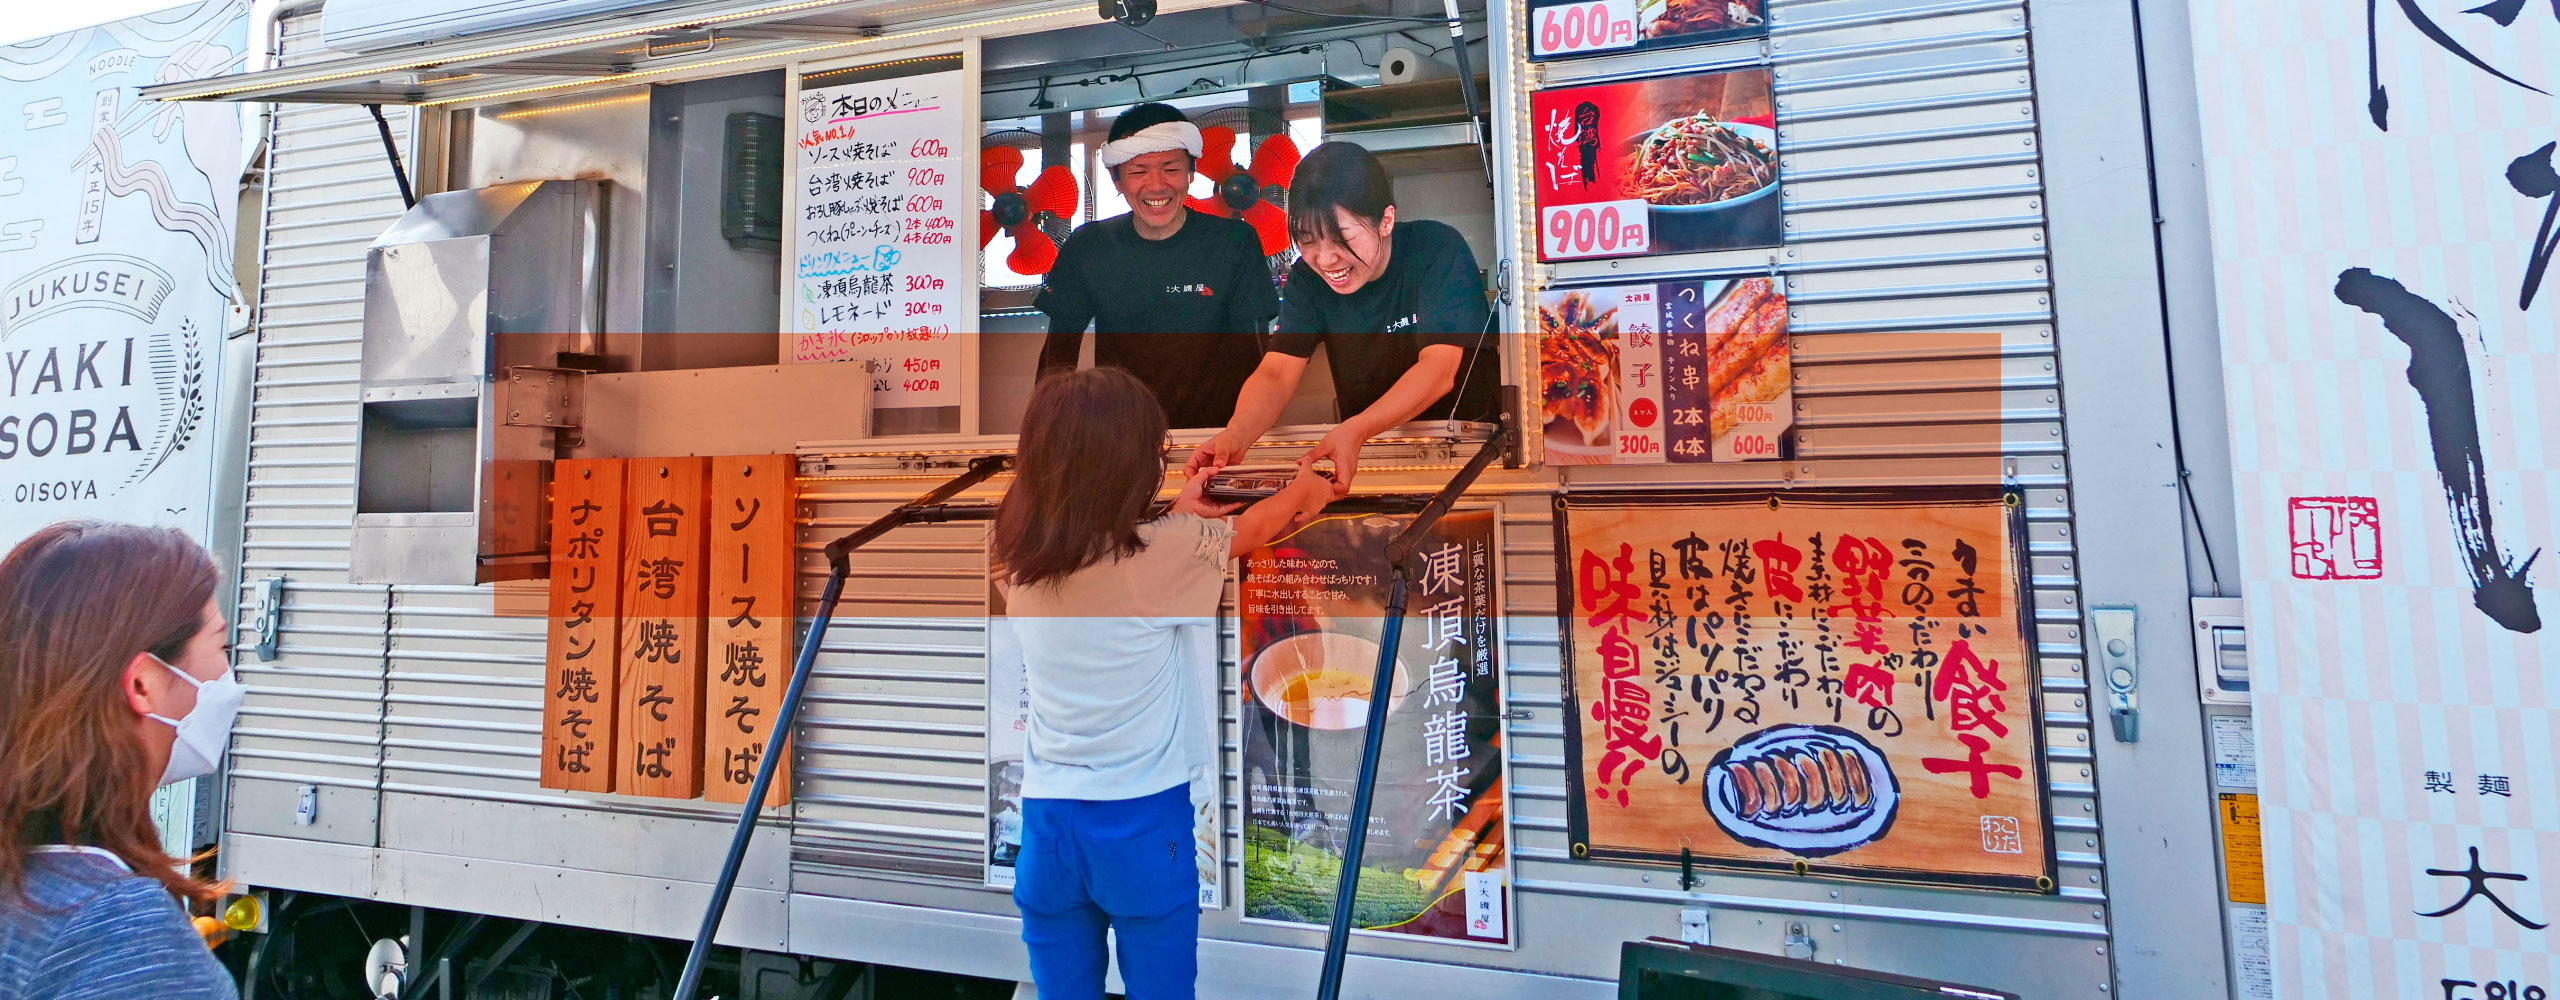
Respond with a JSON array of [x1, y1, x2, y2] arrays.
[[789, 494, 998, 885], [225, 12, 398, 851], [1479, 0, 2112, 989]]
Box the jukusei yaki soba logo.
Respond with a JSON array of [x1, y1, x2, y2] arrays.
[[0, 254, 205, 505]]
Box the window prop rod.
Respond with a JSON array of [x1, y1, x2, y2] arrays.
[[364, 104, 415, 209], [1313, 409, 1516, 1000], [673, 455, 1011, 1000], [1438, 0, 1494, 189]]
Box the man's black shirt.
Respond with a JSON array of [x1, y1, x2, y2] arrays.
[[1035, 211, 1280, 428]]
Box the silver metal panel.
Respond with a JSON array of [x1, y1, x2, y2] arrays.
[[2025, 0, 2230, 994], [349, 514, 480, 583], [226, 61, 400, 859], [790, 893, 1616, 999]]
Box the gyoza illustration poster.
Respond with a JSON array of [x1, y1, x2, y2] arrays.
[[1238, 509, 1513, 947], [1531, 67, 1779, 260], [1559, 490, 2053, 891], [1538, 276, 1791, 465], [984, 588, 1224, 908]]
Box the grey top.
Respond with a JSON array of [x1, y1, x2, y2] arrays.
[[0, 849, 236, 1000]]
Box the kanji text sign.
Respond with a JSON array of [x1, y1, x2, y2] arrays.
[[1559, 490, 2052, 890], [543, 458, 626, 792], [705, 455, 798, 805], [621, 457, 712, 799]]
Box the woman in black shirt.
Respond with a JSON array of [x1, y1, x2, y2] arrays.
[[1185, 142, 1497, 493]]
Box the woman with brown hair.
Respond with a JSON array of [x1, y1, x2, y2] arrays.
[[0, 521, 242, 999], [993, 367, 1329, 1000]]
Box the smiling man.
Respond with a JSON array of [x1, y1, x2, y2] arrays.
[[1035, 104, 1280, 429]]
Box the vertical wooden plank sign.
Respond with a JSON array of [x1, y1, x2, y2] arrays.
[[621, 457, 712, 799], [705, 455, 799, 805], [542, 458, 626, 793]]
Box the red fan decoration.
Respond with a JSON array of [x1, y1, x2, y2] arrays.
[[1186, 126, 1300, 256], [979, 145, 1080, 276]]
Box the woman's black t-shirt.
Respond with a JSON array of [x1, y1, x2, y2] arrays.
[[1272, 220, 1497, 423]]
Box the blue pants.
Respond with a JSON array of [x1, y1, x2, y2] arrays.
[[1014, 785, 1199, 1000]]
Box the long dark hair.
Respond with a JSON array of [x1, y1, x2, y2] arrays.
[[992, 367, 1170, 587], [1287, 140, 1396, 250], [0, 521, 223, 903]]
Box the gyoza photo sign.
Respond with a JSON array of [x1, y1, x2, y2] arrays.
[[1558, 489, 2054, 891]]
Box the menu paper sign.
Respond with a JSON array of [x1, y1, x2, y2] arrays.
[[789, 66, 968, 405], [704, 455, 797, 806]]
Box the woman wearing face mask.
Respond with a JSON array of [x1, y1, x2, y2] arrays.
[[1185, 141, 1498, 493], [0, 521, 242, 1000]]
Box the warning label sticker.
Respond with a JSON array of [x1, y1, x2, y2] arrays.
[[2219, 792, 2266, 905]]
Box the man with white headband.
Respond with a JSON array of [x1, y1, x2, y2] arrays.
[[1036, 103, 1278, 429]]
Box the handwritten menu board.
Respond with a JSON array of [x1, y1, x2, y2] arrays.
[[621, 458, 712, 799], [543, 459, 626, 793], [1559, 490, 2053, 891], [789, 65, 968, 407], [704, 455, 798, 806]]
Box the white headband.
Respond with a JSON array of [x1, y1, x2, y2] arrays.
[[1099, 121, 1203, 168]]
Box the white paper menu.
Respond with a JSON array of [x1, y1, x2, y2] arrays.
[[788, 66, 968, 407]]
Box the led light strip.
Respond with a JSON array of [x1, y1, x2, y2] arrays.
[[798, 51, 964, 81], [488, 92, 653, 119], [807, 436, 1470, 461], [416, 6, 1083, 107]]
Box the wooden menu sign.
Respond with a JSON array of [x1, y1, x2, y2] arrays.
[[1558, 489, 2053, 891], [704, 455, 798, 805], [542, 458, 626, 793], [620, 457, 711, 799]]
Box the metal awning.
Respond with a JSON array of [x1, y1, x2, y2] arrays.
[[139, 0, 1115, 106]]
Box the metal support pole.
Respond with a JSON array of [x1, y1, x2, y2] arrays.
[[1313, 416, 1513, 1000], [1312, 568, 1412, 1000], [1441, 0, 1493, 189], [675, 456, 1009, 999]]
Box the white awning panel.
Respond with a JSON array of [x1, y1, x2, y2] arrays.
[[141, 0, 1103, 105]]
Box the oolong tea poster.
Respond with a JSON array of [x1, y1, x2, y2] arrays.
[[1237, 509, 1513, 947], [1559, 490, 2054, 891]]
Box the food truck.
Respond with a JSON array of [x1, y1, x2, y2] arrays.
[[139, 0, 2266, 994]]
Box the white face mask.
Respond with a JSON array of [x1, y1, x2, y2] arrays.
[[145, 654, 244, 787]]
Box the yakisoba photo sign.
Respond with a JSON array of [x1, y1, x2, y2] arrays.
[[1530, 67, 1781, 261]]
